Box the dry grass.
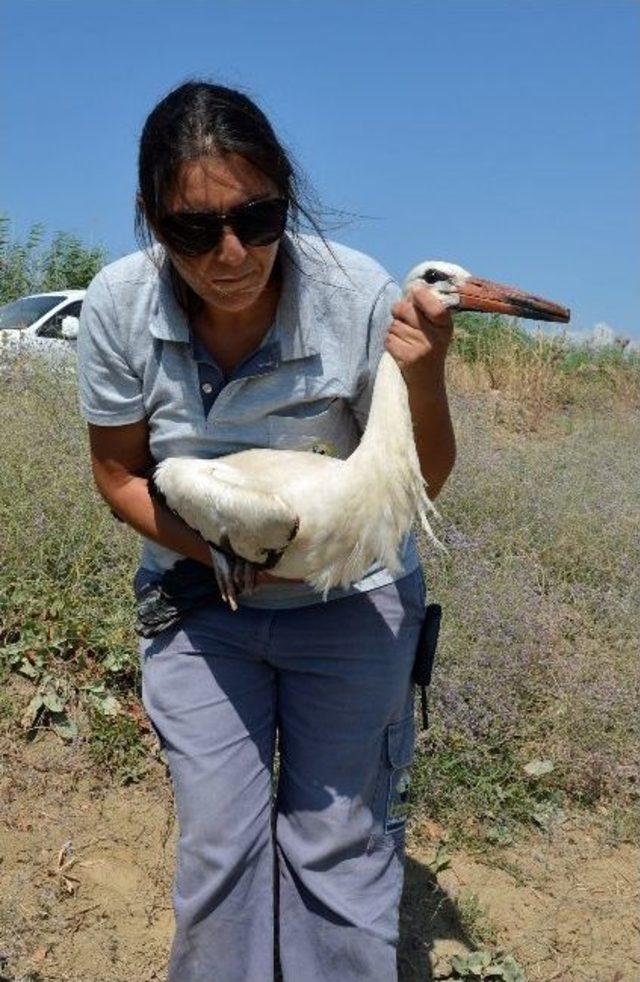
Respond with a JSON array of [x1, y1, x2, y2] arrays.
[[0, 337, 639, 844], [448, 315, 640, 432], [414, 395, 639, 843]]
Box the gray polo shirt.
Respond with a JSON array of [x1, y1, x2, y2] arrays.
[[77, 232, 420, 608]]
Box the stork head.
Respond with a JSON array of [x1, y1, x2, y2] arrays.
[[403, 261, 570, 323]]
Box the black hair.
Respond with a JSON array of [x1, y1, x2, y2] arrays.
[[135, 80, 342, 309]]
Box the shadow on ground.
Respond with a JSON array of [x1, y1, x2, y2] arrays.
[[399, 855, 474, 980], [273, 854, 472, 981]]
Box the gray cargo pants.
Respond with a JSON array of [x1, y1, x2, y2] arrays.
[[138, 567, 425, 982]]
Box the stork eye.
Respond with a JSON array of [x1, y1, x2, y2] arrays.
[[422, 269, 450, 285]]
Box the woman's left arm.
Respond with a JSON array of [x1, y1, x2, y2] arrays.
[[384, 284, 456, 500]]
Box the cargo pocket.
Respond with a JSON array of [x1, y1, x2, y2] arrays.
[[384, 714, 415, 834]]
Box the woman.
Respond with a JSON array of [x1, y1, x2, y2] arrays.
[[77, 80, 456, 982]]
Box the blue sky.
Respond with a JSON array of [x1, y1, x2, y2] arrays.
[[2, 0, 639, 339]]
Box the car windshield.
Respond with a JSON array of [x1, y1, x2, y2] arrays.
[[0, 295, 67, 330]]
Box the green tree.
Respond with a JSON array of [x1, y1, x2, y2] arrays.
[[0, 215, 107, 303]]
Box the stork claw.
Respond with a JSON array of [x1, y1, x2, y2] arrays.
[[209, 549, 239, 612], [209, 548, 258, 610], [229, 557, 257, 596]]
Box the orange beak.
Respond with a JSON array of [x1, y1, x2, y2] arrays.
[[457, 277, 570, 323]]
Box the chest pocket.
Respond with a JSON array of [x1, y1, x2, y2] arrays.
[[268, 398, 360, 460]]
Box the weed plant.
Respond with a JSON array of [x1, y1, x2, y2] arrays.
[[0, 337, 638, 835], [450, 313, 640, 430], [0, 354, 140, 754], [414, 390, 639, 843]]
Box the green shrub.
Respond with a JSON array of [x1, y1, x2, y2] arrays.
[[0, 214, 106, 302]]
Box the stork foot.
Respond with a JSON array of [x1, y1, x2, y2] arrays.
[[209, 547, 258, 611]]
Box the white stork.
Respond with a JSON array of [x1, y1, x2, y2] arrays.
[[150, 262, 570, 607]]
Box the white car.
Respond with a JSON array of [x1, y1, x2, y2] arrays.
[[0, 289, 85, 363]]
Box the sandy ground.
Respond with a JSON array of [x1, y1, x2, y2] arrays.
[[1, 726, 638, 982]]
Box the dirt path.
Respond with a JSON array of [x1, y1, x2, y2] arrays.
[[402, 820, 639, 980], [1, 735, 638, 981]]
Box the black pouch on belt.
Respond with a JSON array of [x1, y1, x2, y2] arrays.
[[135, 559, 221, 638], [412, 603, 442, 731]]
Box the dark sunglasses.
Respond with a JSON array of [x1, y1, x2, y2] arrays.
[[158, 197, 288, 256]]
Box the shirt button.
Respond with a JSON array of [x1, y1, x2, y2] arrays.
[[201, 382, 213, 394]]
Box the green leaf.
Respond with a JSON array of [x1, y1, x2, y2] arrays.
[[523, 758, 554, 777], [427, 842, 453, 875], [42, 689, 66, 713], [531, 802, 566, 830], [468, 950, 492, 975], [451, 953, 469, 975], [500, 956, 526, 982], [50, 712, 77, 741], [485, 825, 514, 847], [89, 692, 121, 716], [21, 695, 45, 729], [2, 642, 29, 665], [433, 959, 455, 980], [17, 657, 39, 679], [103, 649, 132, 673]]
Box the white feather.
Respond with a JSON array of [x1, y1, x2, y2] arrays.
[[153, 281, 447, 597]]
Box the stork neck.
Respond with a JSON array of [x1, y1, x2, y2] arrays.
[[354, 351, 416, 464], [338, 349, 426, 513], [301, 349, 434, 595]]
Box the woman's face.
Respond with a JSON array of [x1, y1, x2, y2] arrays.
[[160, 153, 283, 314]]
